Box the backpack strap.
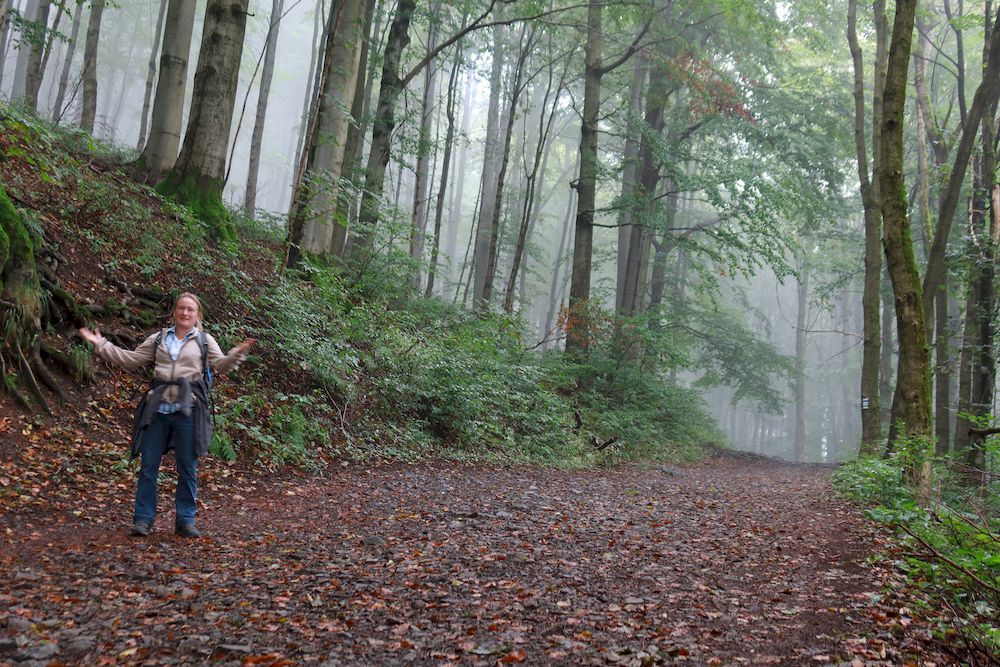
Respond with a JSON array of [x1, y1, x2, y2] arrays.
[[151, 328, 166, 371], [197, 331, 216, 432], [198, 330, 208, 376]]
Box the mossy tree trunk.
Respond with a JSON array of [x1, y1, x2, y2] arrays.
[[0, 181, 50, 412], [879, 0, 932, 504], [157, 0, 249, 242]]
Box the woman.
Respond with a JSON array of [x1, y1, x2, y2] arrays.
[[79, 293, 255, 538]]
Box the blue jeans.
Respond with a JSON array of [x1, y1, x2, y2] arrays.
[[134, 412, 197, 526]]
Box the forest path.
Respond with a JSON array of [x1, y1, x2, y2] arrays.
[[1, 453, 945, 665]]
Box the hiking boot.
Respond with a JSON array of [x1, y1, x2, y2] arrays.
[[130, 522, 152, 537], [175, 523, 202, 538]]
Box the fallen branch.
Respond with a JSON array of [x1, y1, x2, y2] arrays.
[[898, 523, 1000, 597], [573, 409, 619, 451]]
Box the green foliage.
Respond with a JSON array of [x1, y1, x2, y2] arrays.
[[266, 269, 579, 462], [0, 98, 722, 472], [834, 455, 914, 508], [5, 8, 68, 51], [231, 208, 286, 244], [68, 344, 93, 382], [211, 391, 325, 468], [549, 303, 724, 461], [835, 454, 1000, 658]]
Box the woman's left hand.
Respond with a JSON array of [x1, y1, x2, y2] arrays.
[[234, 338, 256, 356]]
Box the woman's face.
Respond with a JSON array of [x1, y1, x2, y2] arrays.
[[173, 296, 200, 330]]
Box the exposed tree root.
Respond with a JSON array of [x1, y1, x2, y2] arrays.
[[15, 344, 52, 415], [2, 237, 95, 413], [31, 348, 66, 403], [41, 342, 95, 382]]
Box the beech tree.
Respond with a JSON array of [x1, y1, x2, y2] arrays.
[[243, 0, 285, 218], [133, 0, 197, 184], [878, 0, 932, 503], [157, 0, 251, 241], [847, 0, 886, 452], [285, 0, 372, 268], [79, 0, 104, 132], [22, 0, 50, 110], [51, 1, 83, 123], [565, 0, 650, 351], [135, 0, 169, 151]]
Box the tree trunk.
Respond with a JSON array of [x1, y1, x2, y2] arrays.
[[794, 260, 808, 463], [0, 183, 40, 325], [79, 0, 103, 133], [136, 0, 170, 151], [471, 21, 507, 305], [352, 0, 417, 250], [11, 0, 39, 100], [425, 46, 461, 298], [338, 0, 381, 235], [620, 57, 667, 318], [504, 45, 565, 312], [286, 0, 368, 266], [445, 72, 473, 280], [0, 0, 12, 90], [544, 168, 576, 348], [879, 0, 931, 503], [565, 0, 602, 353], [616, 55, 646, 314], [879, 283, 894, 430], [648, 186, 679, 313], [848, 0, 885, 453], [921, 8, 1000, 330], [480, 26, 533, 309], [243, 0, 285, 218], [35, 2, 62, 109], [954, 273, 976, 455], [133, 0, 197, 183], [408, 4, 440, 289], [0, 180, 45, 409], [934, 286, 951, 454], [966, 107, 1000, 477], [23, 0, 50, 110], [157, 0, 250, 242], [295, 0, 327, 171], [51, 0, 83, 123]]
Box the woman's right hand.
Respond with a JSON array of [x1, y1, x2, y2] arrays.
[[78, 327, 102, 345]]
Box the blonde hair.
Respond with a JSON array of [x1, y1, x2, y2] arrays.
[[173, 292, 204, 329]]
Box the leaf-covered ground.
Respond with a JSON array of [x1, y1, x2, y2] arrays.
[[0, 449, 955, 666]]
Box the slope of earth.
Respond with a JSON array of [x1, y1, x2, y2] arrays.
[[0, 454, 951, 666]]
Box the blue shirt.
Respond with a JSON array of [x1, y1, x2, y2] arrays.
[[157, 327, 199, 415]]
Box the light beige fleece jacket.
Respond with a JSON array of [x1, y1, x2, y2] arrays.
[[94, 328, 245, 402]]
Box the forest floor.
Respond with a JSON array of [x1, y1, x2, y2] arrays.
[[0, 449, 956, 666]]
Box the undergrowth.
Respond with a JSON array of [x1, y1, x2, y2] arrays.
[[1, 99, 722, 469], [834, 444, 1000, 661]]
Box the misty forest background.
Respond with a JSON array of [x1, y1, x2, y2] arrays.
[[1, 0, 999, 471]]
